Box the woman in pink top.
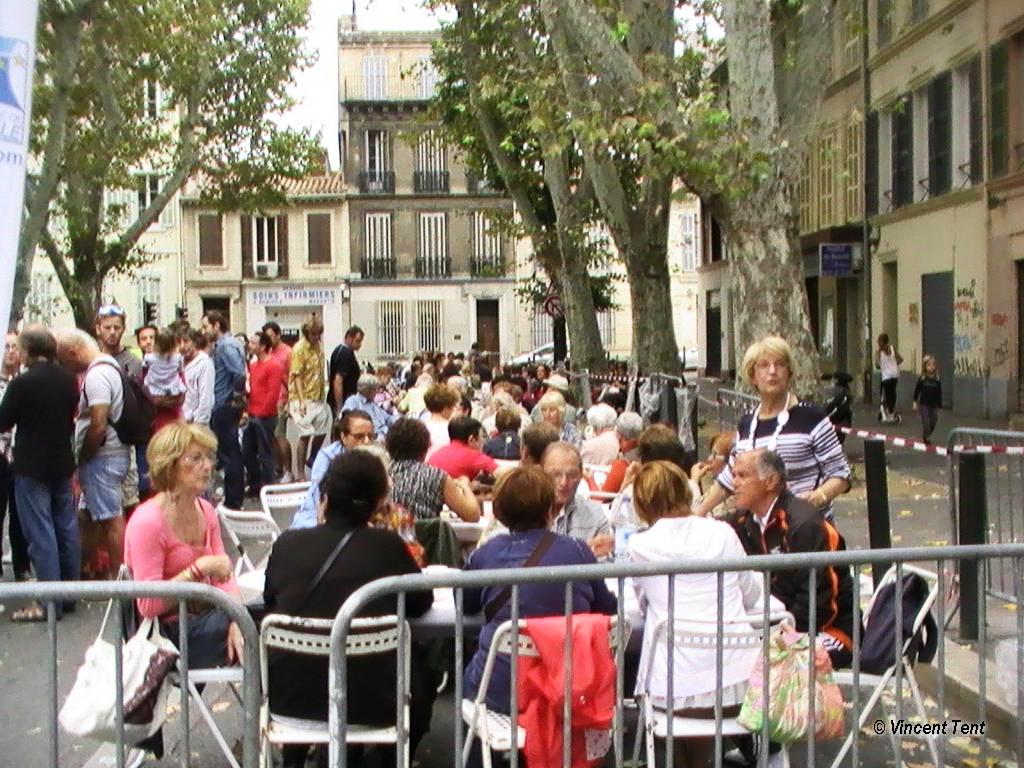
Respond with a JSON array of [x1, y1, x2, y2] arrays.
[[124, 422, 244, 668]]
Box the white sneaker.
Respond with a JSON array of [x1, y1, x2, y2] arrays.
[[279, 471, 293, 484]]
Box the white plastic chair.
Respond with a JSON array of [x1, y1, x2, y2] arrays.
[[217, 505, 281, 576], [639, 613, 794, 768], [829, 564, 941, 768], [259, 614, 411, 768], [170, 667, 245, 768], [259, 482, 312, 527], [461, 616, 628, 768]]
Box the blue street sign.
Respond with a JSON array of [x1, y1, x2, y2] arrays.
[[820, 243, 854, 278]]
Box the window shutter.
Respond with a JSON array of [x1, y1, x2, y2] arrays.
[[892, 98, 913, 208], [241, 216, 254, 279], [865, 111, 879, 216], [277, 214, 289, 280], [307, 213, 331, 265], [968, 56, 983, 184], [989, 40, 1009, 178], [928, 72, 952, 197], [198, 214, 223, 266]]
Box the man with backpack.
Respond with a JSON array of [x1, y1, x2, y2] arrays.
[[57, 328, 135, 579]]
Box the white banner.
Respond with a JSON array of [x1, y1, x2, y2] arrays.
[[0, 0, 41, 330]]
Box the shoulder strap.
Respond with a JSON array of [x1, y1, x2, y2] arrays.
[[297, 528, 357, 611], [484, 530, 557, 622]]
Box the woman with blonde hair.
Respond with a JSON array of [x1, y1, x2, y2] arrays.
[[697, 335, 850, 520], [629, 460, 762, 768], [537, 390, 580, 446]]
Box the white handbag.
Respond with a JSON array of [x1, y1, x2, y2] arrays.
[[59, 600, 180, 744]]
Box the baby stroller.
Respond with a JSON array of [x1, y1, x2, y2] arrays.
[[822, 372, 854, 444]]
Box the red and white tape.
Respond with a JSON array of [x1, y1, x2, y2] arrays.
[[837, 426, 1024, 457]]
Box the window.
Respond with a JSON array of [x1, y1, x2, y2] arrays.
[[362, 129, 393, 192], [414, 131, 448, 192], [198, 214, 223, 266], [678, 212, 699, 271], [878, 110, 893, 211], [891, 97, 914, 208], [137, 273, 161, 326], [416, 300, 443, 352], [910, 0, 928, 24], [417, 212, 449, 277], [819, 130, 836, 226], [471, 211, 503, 274], [597, 310, 614, 348], [927, 71, 952, 198], [532, 310, 554, 348], [137, 174, 173, 226], [417, 56, 438, 99], [912, 88, 929, 201], [306, 213, 331, 266], [378, 300, 405, 357], [26, 273, 57, 324], [363, 212, 393, 277], [990, 40, 1009, 178], [845, 118, 862, 221], [143, 79, 160, 120], [841, 0, 860, 75], [104, 188, 135, 228], [877, 0, 893, 49], [362, 55, 388, 99], [798, 152, 813, 233], [967, 56, 983, 184], [865, 112, 879, 216], [251, 216, 279, 264]]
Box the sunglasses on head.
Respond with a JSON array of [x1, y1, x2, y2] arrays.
[[97, 304, 126, 318]]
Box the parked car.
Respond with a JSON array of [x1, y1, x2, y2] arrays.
[[507, 343, 555, 366]]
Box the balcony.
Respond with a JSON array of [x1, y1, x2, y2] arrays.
[[413, 171, 450, 194], [358, 170, 396, 194], [415, 256, 451, 279], [471, 254, 507, 278], [466, 171, 502, 195], [342, 76, 435, 102], [360, 257, 396, 279]]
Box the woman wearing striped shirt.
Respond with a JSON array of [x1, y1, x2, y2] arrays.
[[698, 336, 851, 520]]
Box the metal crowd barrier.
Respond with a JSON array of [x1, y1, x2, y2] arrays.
[[716, 387, 759, 432], [328, 543, 1024, 768], [0, 580, 261, 768], [947, 428, 1024, 601]]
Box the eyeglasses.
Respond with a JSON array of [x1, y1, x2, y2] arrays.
[[97, 304, 126, 318], [182, 452, 216, 466], [755, 359, 788, 372], [549, 470, 582, 482]]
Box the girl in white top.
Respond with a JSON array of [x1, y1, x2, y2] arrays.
[[876, 333, 903, 418], [629, 460, 763, 768]]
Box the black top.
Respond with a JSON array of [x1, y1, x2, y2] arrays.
[[913, 376, 942, 408], [263, 523, 431, 722], [0, 362, 79, 481], [327, 343, 360, 411]]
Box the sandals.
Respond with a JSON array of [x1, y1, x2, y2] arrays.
[[11, 602, 46, 623]]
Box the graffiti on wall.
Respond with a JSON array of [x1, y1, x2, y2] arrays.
[[953, 278, 986, 378]]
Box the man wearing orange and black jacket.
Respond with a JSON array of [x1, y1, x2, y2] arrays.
[[727, 449, 855, 668]]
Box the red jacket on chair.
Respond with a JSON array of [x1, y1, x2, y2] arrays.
[[517, 614, 616, 768]]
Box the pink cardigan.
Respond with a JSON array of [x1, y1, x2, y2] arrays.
[[124, 496, 239, 619]]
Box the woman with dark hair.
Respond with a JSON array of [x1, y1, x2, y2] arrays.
[[263, 450, 435, 767], [385, 417, 480, 522]]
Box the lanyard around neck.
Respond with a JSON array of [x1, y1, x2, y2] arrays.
[[749, 393, 793, 451]]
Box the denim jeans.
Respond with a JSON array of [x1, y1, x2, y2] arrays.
[[0, 456, 31, 577], [14, 475, 79, 587], [242, 415, 277, 492], [211, 404, 244, 509]]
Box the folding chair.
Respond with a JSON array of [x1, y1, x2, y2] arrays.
[[259, 482, 312, 529], [830, 564, 941, 768], [461, 616, 628, 768], [217, 504, 281, 576], [259, 614, 411, 768], [637, 613, 793, 768]]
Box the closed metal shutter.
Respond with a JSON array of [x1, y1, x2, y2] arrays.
[[921, 271, 954, 408]]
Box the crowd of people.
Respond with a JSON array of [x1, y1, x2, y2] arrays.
[[0, 307, 860, 767]]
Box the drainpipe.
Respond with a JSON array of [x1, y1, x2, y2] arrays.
[[860, 0, 873, 405]]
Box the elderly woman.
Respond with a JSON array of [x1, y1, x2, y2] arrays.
[[628, 461, 762, 768], [263, 451, 435, 767], [464, 466, 616, 714], [385, 417, 480, 522], [698, 335, 851, 520], [600, 411, 644, 494], [341, 372, 395, 437], [422, 383, 460, 458], [536, 390, 580, 446], [124, 423, 243, 664], [581, 403, 619, 465], [399, 372, 435, 417]]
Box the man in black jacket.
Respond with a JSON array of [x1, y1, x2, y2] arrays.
[[727, 449, 855, 667], [327, 325, 364, 417], [0, 326, 81, 621]]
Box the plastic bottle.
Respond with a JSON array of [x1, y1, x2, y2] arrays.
[[612, 488, 638, 562]]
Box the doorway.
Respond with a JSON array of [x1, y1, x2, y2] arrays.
[[475, 299, 500, 359], [921, 271, 954, 408], [705, 290, 722, 377], [201, 297, 231, 332]]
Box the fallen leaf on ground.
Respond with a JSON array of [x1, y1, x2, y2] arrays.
[[26, 727, 41, 736], [899, 509, 914, 517], [892, 535, 903, 543], [212, 701, 231, 713], [926, 539, 949, 546]]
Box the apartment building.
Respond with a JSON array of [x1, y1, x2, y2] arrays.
[[338, 28, 521, 363], [697, 0, 1024, 418]]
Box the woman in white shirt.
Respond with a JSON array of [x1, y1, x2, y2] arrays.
[[629, 460, 762, 768]]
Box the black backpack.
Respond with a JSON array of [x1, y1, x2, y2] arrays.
[[89, 360, 156, 447], [860, 572, 938, 675]]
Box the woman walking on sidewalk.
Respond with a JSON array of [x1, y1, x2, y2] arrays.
[[876, 333, 903, 421], [913, 355, 942, 444]]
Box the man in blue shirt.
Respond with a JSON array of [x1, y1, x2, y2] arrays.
[[341, 373, 395, 437], [290, 410, 375, 529], [202, 310, 247, 508]]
